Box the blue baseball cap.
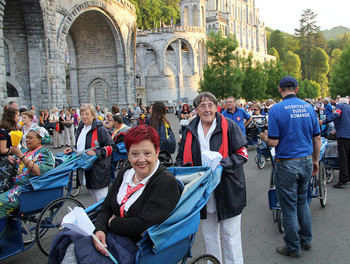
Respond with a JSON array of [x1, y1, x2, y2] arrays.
[[279, 76, 298, 88]]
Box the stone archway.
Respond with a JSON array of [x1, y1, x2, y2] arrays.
[[56, 1, 137, 109], [63, 9, 124, 110]]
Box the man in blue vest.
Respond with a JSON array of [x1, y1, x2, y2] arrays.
[[260, 76, 321, 258], [222, 97, 252, 137], [320, 97, 350, 188]]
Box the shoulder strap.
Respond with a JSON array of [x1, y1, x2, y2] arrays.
[[183, 130, 193, 165], [218, 115, 228, 159], [91, 128, 98, 148]]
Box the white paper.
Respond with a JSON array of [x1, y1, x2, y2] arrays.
[[62, 207, 95, 236], [202, 150, 223, 172]]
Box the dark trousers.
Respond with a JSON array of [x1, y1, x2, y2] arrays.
[[337, 137, 350, 183]]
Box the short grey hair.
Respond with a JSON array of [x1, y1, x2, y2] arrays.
[[339, 97, 349, 104], [80, 103, 97, 119], [193, 92, 218, 108]]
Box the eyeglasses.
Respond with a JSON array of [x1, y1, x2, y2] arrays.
[[197, 103, 216, 110]]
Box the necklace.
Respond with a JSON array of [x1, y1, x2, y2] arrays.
[[134, 174, 142, 183]]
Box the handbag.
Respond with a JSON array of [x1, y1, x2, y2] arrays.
[[0, 155, 18, 193], [55, 123, 60, 131], [179, 119, 189, 126]]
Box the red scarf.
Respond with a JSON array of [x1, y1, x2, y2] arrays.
[[120, 183, 144, 217], [183, 115, 228, 165]]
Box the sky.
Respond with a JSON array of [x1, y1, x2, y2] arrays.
[[256, 0, 350, 34]]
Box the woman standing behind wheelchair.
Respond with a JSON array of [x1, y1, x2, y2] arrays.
[[49, 125, 180, 264], [64, 104, 114, 203]]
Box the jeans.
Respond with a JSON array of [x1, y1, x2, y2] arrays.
[[274, 157, 313, 253]]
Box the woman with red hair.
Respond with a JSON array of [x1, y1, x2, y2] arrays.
[[51, 125, 180, 263]]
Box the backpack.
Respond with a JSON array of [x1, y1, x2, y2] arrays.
[[158, 123, 176, 154]]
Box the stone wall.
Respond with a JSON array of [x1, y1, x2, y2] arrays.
[[0, 0, 137, 112]]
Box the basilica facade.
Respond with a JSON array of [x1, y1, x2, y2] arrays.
[[0, 0, 272, 112], [135, 0, 274, 107]]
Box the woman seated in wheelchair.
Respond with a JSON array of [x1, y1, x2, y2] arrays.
[[49, 125, 180, 264], [0, 127, 55, 238]]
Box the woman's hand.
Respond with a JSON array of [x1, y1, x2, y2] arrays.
[[64, 147, 72, 155], [108, 214, 116, 228], [92, 230, 109, 256], [9, 146, 22, 157], [86, 150, 96, 156], [7, 155, 16, 164]]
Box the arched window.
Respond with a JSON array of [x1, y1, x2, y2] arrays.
[[4, 42, 10, 76], [193, 5, 198, 26], [201, 6, 205, 27], [184, 6, 190, 26], [7, 83, 19, 97]]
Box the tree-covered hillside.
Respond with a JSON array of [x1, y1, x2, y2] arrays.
[[131, 0, 181, 29], [322, 26, 350, 40]]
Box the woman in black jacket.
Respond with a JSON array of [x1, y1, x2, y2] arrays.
[[51, 125, 180, 264], [64, 104, 114, 203], [175, 92, 247, 264]]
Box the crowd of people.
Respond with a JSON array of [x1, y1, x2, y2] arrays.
[[1, 77, 350, 263]]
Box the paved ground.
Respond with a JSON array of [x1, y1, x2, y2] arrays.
[[2, 113, 350, 263]]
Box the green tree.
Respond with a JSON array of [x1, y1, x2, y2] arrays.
[[329, 48, 342, 75], [240, 54, 267, 101], [283, 51, 302, 79], [298, 79, 319, 99], [327, 38, 338, 55], [200, 31, 244, 98], [268, 47, 280, 60], [264, 59, 287, 99], [330, 45, 350, 97], [310, 48, 329, 97], [268, 30, 287, 60], [295, 9, 321, 80], [285, 34, 300, 53], [337, 32, 350, 50], [135, 0, 181, 29]]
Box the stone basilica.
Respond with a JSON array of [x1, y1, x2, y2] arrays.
[[0, 0, 273, 112]]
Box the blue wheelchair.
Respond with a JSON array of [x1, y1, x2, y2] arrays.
[[84, 166, 222, 264], [0, 154, 97, 260]]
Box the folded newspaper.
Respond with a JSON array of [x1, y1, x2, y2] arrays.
[[201, 150, 223, 171]]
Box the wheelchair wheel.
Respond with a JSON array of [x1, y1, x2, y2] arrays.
[[318, 163, 327, 208], [277, 210, 284, 233], [325, 165, 334, 183], [255, 155, 265, 169], [36, 197, 84, 256], [189, 254, 220, 264]]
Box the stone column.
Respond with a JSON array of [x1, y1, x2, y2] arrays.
[[175, 39, 184, 99], [0, 0, 6, 109]]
